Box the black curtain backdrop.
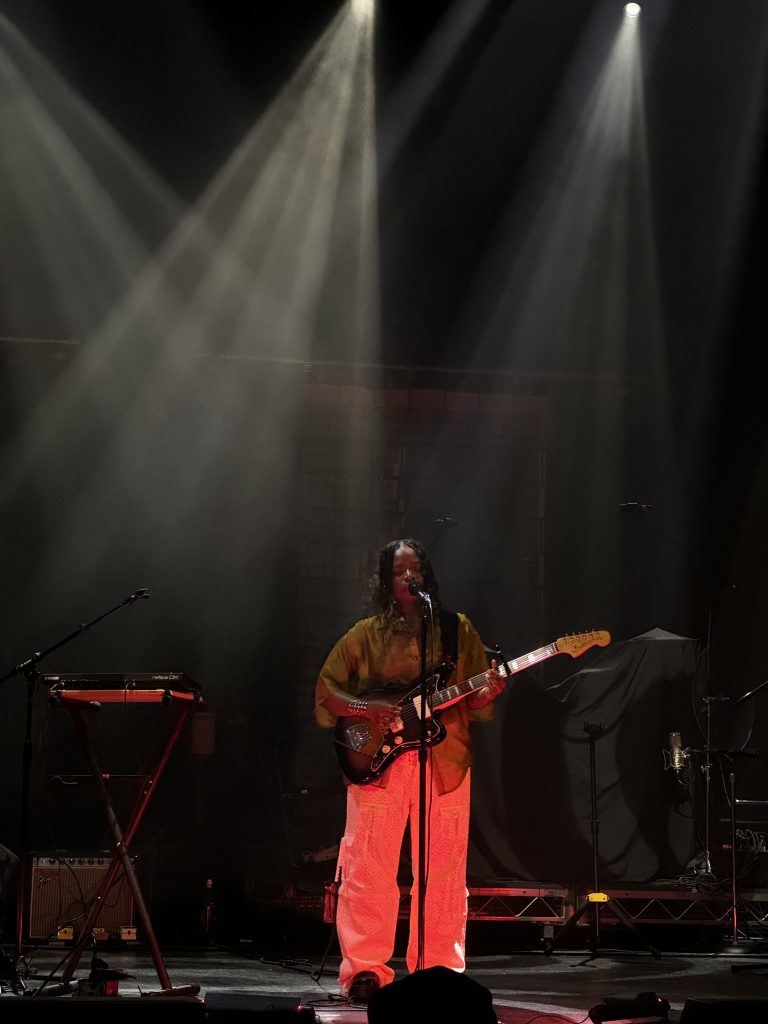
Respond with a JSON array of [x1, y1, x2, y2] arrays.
[[469, 629, 701, 884]]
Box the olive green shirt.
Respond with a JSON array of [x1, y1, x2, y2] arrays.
[[315, 612, 492, 794]]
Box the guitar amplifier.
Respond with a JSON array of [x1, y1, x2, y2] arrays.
[[29, 854, 135, 940]]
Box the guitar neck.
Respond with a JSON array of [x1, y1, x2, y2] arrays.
[[432, 642, 559, 709]]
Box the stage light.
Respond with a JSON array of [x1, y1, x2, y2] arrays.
[[624, 3, 641, 17], [351, 0, 374, 23], [589, 990, 670, 1023]]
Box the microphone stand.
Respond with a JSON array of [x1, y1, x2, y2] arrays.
[[410, 585, 433, 973], [688, 691, 754, 883], [695, 695, 728, 881], [719, 677, 768, 963], [544, 722, 660, 959], [0, 588, 150, 967]]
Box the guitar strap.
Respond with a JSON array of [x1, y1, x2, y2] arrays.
[[439, 609, 459, 668]]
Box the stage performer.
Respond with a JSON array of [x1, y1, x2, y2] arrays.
[[314, 538, 505, 1004]]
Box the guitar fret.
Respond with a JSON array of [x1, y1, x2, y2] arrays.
[[509, 644, 556, 673]]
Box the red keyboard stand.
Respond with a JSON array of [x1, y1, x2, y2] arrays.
[[44, 684, 205, 996]]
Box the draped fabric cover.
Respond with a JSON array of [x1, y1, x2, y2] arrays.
[[468, 629, 701, 884]]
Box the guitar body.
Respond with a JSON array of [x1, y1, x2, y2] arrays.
[[334, 674, 450, 785]]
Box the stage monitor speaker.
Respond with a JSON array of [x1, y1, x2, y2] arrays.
[[28, 854, 135, 940], [205, 992, 316, 1021], [680, 997, 768, 1022], [367, 965, 497, 1024]]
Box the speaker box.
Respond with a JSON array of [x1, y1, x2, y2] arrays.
[[205, 992, 316, 1021], [680, 997, 768, 1022], [367, 966, 497, 1024], [29, 855, 134, 940]]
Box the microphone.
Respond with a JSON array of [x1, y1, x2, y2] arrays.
[[407, 579, 430, 599], [619, 502, 655, 512], [434, 516, 458, 528], [667, 731, 688, 774]]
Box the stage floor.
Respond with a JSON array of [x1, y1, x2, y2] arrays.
[[6, 944, 768, 1022]]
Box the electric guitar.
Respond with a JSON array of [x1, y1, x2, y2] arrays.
[[334, 630, 611, 784]]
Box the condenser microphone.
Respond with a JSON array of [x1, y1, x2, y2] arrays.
[[668, 731, 687, 773], [619, 502, 655, 512]]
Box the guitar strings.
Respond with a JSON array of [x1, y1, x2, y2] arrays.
[[391, 671, 491, 727]]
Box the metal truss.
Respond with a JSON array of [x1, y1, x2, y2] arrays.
[[465, 886, 570, 923], [311, 882, 768, 929]]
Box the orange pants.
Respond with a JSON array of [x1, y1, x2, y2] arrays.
[[335, 752, 471, 993]]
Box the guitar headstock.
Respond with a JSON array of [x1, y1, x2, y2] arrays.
[[555, 630, 611, 658]]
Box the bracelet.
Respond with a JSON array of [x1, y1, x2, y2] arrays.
[[348, 698, 368, 716]]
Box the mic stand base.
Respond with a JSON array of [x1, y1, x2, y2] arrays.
[[542, 894, 661, 960], [722, 932, 768, 973], [722, 939, 768, 957]]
